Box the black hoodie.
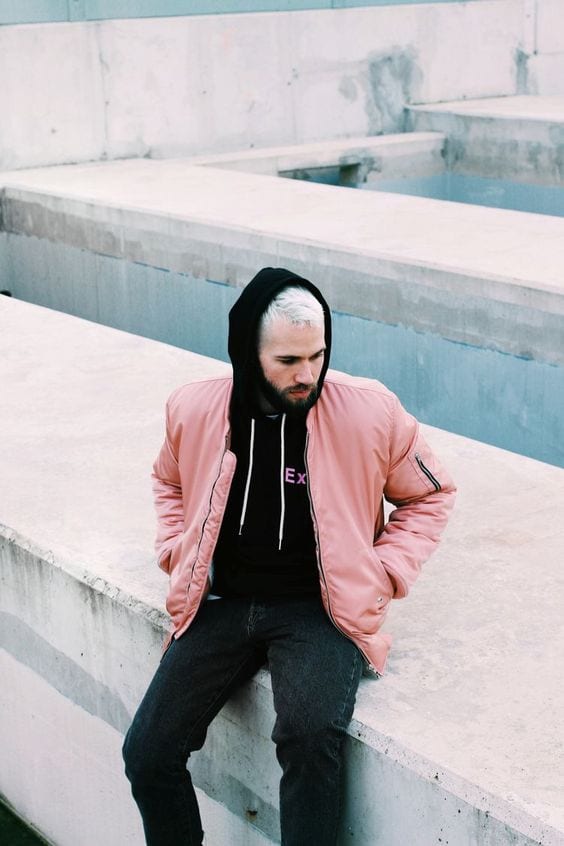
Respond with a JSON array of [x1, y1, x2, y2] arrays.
[[211, 267, 332, 599]]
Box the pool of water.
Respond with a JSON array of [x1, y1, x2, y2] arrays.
[[366, 173, 564, 217]]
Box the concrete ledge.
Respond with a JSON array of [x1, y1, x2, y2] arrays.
[[188, 132, 446, 183], [1, 296, 564, 845], [409, 96, 564, 184], [1, 158, 563, 368], [1, 155, 563, 467]]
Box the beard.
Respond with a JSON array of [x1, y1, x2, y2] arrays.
[[256, 368, 319, 417]]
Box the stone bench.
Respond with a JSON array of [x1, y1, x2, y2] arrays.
[[1, 295, 563, 845]]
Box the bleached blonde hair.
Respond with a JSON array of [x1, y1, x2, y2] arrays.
[[260, 286, 324, 342]]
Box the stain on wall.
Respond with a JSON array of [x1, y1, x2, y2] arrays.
[[363, 48, 422, 134]]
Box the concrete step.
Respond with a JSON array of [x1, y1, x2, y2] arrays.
[[408, 95, 564, 185]]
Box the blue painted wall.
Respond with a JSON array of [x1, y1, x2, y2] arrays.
[[0, 0, 479, 26], [4, 234, 563, 469]]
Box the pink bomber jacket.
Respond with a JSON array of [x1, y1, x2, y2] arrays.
[[152, 369, 456, 674]]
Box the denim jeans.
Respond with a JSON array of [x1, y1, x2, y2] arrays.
[[122, 596, 362, 846]]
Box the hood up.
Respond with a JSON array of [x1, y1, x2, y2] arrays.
[[228, 267, 332, 416]]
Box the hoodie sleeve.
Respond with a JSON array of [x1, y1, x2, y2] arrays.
[[151, 398, 185, 573], [375, 395, 456, 598]]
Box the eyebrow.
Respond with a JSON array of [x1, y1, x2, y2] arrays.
[[275, 348, 326, 360]]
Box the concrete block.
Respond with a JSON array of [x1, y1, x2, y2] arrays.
[[535, 0, 564, 54], [1, 158, 564, 362], [190, 132, 446, 182], [0, 23, 106, 170], [0, 649, 145, 846], [97, 14, 296, 160], [1, 156, 563, 468], [1, 298, 564, 845], [409, 96, 564, 184], [527, 53, 564, 96], [409, 0, 521, 104]]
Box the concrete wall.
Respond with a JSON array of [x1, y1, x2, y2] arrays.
[[522, 0, 564, 95], [409, 97, 564, 186], [0, 2, 523, 170]]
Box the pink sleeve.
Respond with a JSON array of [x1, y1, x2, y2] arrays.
[[375, 397, 456, 598], [151, 399, 185, 573]]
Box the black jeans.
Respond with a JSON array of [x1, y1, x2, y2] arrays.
[[123, 596, 362, 846]]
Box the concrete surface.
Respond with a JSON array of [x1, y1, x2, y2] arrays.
[[0, 2, 522, 170], [188, 131, 446, 183], [1, 157, 563, 367], [413, 96, 564, 122], [410, 96, 564, 184], [2, 151, 564, 466], [524, 0, 564, 94], [1, 296, 564, 845], [528, 54, 564, 97]]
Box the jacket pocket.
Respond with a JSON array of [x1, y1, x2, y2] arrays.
[[414, 452, 441, 491]]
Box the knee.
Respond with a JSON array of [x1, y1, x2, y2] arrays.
[[122, 724, 144, 785], [122, 723, 165, 788], [274, 719, 346, 768]]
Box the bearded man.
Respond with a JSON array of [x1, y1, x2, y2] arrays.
[[123, 267, 456, 846]]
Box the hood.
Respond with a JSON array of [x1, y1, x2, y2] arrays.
[[228, 267, 332, 416]]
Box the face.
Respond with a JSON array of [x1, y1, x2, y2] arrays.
[[257, 317, 326, 416]]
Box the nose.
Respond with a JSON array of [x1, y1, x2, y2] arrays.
[[295, 362, 314, 385]]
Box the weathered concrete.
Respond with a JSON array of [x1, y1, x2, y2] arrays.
[[188, 131, 446, 184], [1, 296, 564, 846], [409, 96, 564, 185], [1, 157, 563, 367], [524, 0, 564, 95], [2, 154, 564, 467], [0, 3, 522, 170], [528, 53, 564, 97], [516, 0, 564, 96]]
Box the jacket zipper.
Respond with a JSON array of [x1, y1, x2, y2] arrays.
[[186, 437, 231, 602], [304, 432, 375, 671], [415, 452, 441, 492]]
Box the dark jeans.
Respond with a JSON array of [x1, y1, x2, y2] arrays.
[[122, 596, 362, 846]]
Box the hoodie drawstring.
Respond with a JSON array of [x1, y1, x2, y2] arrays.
[[238, 414, 287, 551], [239, 418, 255, 535], [278, 414, 286, 551]]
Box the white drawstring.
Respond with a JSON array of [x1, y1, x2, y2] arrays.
[[238, 414, 286, 551], [239, 418, 255, 535], [278, 414, 286, 551]]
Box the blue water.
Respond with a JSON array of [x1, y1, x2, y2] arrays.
[[366, 173, 564, 218]]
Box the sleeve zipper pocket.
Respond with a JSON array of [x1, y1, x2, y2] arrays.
[[415, 452, 441, 492]]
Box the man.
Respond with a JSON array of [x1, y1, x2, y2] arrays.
[[123, 267, 456, 846]]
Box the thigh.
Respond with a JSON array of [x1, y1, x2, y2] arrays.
[[266, 600, 362, 737], [125, 599, 265, 764]]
